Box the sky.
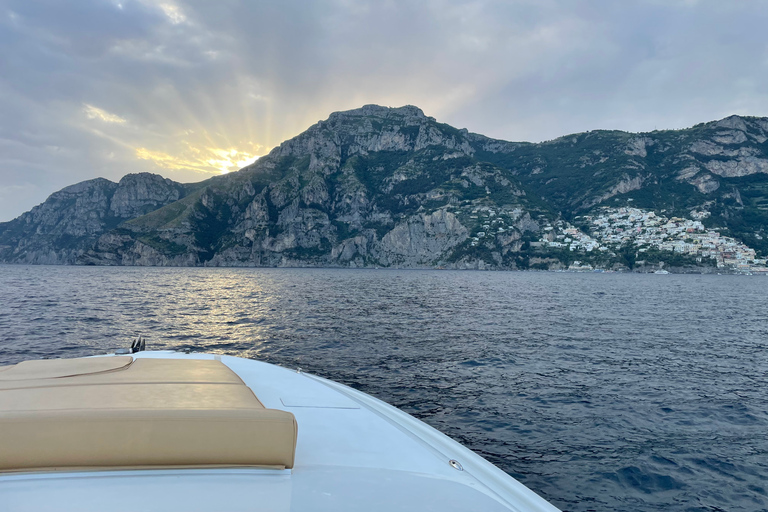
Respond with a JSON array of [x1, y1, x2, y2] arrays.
[[1, 0, 768, 221]]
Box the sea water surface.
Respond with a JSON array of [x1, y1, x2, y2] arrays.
[[0, 265, 766, 512]]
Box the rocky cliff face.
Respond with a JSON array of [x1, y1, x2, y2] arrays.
[[0, 173, 192, 264], [473, 114, 768, 208], [2, 106, 767, 267], [108, 173, 186, 218]]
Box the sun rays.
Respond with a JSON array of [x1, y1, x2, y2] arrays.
[[82, 97, 266, 177], [135, 145, 261, 174]]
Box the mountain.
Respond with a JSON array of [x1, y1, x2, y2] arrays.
[[475, 114, 768, 256], [0, 173, 205, 264], [1, 105, 766, 270]]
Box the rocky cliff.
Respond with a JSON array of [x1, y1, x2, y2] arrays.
[[1, 106, 767, 268], [0, 173, 197, 264]]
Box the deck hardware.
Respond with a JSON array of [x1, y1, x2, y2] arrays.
[[449, 459, 464, 471], [129, 336, 146, 353]]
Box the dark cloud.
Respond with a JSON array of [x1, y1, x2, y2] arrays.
[[1, 0, 767, 220]]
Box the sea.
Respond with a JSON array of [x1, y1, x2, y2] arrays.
[[1, 265, 766, 512]]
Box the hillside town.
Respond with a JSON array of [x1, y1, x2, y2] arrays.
[[538, 207, 767, 273]]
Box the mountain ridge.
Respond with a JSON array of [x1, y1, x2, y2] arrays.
[[1, 105, 766, 270]]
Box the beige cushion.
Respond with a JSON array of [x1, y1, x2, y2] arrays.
[[0, 357, 297, 471], [0, 358, 254, 392], [0, 356, 132, 381], [0, 383, 264, 411], [1, 409, 296, 471]]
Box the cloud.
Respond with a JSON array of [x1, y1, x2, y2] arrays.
[[1, 0, 767, 221], [83, 104, 127, 124], [158, 3, 186, 25]]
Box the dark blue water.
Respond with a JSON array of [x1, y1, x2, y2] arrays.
[[1, 266, 767, 512]]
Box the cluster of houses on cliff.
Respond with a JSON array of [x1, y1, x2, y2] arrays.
[[466, 206, 524, 245], [540, 207, 767, 273]]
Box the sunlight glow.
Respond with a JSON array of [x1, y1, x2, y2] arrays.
[[83, 104, 127, 124], [207, 148, 259, 174], [136, 145, 260, 174], [159, 3, 186, 24], [82, 73, 272, 179]]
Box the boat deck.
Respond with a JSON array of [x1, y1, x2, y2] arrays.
[[0, 351, 559, 512]]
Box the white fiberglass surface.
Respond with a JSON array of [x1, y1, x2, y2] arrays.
[[224, 355, 463, 477], [0, 468, 515, 512]]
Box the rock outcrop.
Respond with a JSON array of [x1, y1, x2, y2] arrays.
[[109, 173, 185, 218], [0, 174, 193, 264]]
